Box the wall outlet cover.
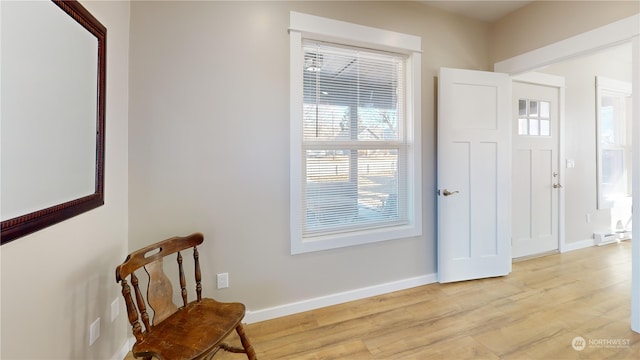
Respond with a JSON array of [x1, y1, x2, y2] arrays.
[[217, 273, 229, 289], [89, 317, 101, 345]]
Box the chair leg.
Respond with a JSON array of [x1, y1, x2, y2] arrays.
[[235, 323, 257, 360]]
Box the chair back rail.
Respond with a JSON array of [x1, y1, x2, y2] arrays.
[[116, 233, 204, 280]]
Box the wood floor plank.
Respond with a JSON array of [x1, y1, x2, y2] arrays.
[[279, 339, 374, 360], [395, 335, 499, 360]]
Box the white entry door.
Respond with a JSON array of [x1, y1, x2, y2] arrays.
[[437, 68, 512, 283], [512, 78, 562, 258]]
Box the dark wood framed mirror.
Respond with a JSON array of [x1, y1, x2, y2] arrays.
[[1, 0, 106, 245]]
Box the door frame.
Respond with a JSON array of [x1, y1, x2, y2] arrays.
[[511, 72, 566, 257], [495, 14, 640, 333]]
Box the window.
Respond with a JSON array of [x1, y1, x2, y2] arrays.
[[518, 99, 551, 136], [596, 76, 632, 209], [289, 12, 422, 254]]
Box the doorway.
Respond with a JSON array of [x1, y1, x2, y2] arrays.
[[521, 43, 633, 253], [511, 76, 563, 258]]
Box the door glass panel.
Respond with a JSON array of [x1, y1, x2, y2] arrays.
[[540, 101, 550, 118], [518, 118, 528, 135], [540, 119, 550, 136], [529, 100, 538, 117], [519, 99, 527, 116], [529, 119, 539, 135]]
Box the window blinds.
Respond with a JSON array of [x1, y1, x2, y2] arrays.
[[301, 40, 409, 237]]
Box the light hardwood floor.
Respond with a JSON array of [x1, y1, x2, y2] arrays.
[[127, 241, 640, 359]]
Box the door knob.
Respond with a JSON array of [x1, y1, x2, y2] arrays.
[[442, 189, 460, 196], [553, 183, 563, 189]]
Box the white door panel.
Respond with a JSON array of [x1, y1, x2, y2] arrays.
[[512, 80, 561, 258], [438, 68, 512, 283]]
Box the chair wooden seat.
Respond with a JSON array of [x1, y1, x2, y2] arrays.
[[116, 233, 257, 360], [132, 299, 246, 359]]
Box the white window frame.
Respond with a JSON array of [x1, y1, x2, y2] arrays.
[[289, 12, 422, 254], [596, 75, 632, 209]]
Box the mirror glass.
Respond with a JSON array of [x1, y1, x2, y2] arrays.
[[1, 0, 106, 244]]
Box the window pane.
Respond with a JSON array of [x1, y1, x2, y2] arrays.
[[529, 100, 538, 117], [358, 150, 400, 221], [304, 149, 402, 235], [519, 99, 527, 116], [305, 150, 354, 229], [518, 118, 528, 135], [540, 119, 550, 136], [600, 104, 615, 146], [303, 41, 404, 142], [602, 149, 625, 196], [529, 119, 539, 135], [540, 101, 550, 118], [303, 104, 349, 140], [358, 107, 399, 141]]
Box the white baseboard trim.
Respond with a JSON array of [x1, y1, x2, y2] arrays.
[[561, 238, 595, 253], [243, 273, 437, 324]]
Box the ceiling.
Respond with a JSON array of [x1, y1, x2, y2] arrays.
[[422, 1, 533, 23]]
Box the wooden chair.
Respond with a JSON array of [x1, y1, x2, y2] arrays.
[[116, 233, 257, 360]]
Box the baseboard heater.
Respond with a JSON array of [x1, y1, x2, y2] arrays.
[[594, 231, 631, 246]]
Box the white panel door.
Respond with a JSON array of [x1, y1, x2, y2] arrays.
[[437, 68, 512, 283], [512, 80, 561, 258]]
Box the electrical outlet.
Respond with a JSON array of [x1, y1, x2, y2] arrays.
[[110, 298, 119, 322], [89, 317, 101, 346], [586, 213, 591, 223], [217, 273, 229, 289]]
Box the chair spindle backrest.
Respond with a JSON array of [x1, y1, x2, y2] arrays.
[[115, 233, 205, 342]]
